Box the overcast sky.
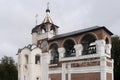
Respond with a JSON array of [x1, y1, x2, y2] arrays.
[[0, 0, 120, 60]]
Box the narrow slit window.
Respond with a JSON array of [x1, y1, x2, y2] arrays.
[[35, 55, 40, 64]]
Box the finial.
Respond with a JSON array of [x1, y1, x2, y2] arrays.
[[46, 2, 50, 13], [35, 14, 38, 25]]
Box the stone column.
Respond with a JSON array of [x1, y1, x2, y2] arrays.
[[74, 44, 83, 57], [96, 40, 106, 56], [58, 47, 65, 60]]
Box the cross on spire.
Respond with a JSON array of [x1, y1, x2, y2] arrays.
[[46, 2, 50, 13], [47, 2, 49, 10], [35, 14, 38, 25]]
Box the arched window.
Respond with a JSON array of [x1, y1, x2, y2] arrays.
[[63, 39, 76, 57], [49, 43, 59, 64], [81, 34, 96, 55], [25, 55, 28, 64], [35, 55, 40, 64]]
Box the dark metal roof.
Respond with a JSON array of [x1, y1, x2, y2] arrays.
[[49, 26, 113, 41], [32, 23, 59, 33]]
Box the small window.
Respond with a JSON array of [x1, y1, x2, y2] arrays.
[[35, 55, 40, 64]]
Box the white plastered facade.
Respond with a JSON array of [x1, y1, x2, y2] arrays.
[[18, 44, 49, 80]]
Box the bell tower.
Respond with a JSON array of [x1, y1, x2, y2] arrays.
[[32, 3, 59, 46]]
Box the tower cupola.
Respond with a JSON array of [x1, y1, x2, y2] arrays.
[[31, 3, 59, 44], [32, 2, 59, 35]]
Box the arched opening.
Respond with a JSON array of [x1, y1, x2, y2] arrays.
[[42, 29, 46, 33], [63, 39, 76, 57], [50, 26, 58, 35], [50, 26, 54, 34], [35, 55, 40, 64], [25, 55, 28, 64], [49, 43, 59, 64], [81, 34, 96, 55], [105, 37, 109, 44], [39, 25, 47, 34]]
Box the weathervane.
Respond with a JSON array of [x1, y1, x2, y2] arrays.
[[35, 14, 38, 25]]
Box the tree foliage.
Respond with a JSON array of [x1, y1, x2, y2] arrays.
[[111, 36, 120, 80], [0, 56, 18, 80]]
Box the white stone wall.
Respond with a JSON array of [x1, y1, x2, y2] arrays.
[[32, 32, 54, 44], [38, 32, 54, 40], [18, 46, 43, 80]]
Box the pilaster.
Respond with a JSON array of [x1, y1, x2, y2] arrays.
[[68, 63, 71, 80], [112, 59, 114, 80], [32, 32, 38, 44], [96, 40, 106, 56], [41, 52, 49, 80], [100, 56, 106, 80], [74, 44, 83, 57], [62, 63, 66, 80], [58, 47, 65, 60]]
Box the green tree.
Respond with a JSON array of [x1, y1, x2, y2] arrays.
[[0, 56, 18, 80], [111, 36, 120, 80]]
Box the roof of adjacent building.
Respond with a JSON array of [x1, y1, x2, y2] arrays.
[[49, 26, 113, 41]]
